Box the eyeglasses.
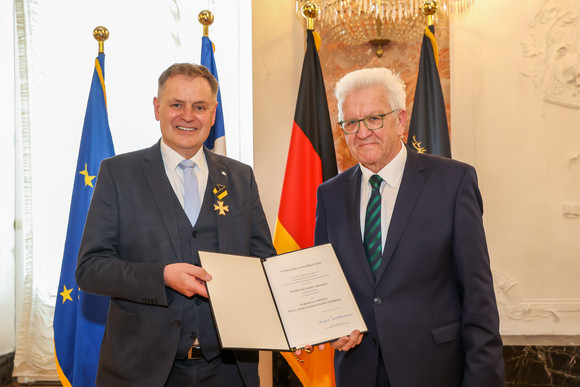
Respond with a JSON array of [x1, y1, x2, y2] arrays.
[[338, 110, 398, 134]]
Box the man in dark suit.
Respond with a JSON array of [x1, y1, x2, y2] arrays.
[[76, 63, 275, 386], [314, 68, 504, 386]]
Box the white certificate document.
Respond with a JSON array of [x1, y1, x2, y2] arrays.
[[199, 244, 367, 351]]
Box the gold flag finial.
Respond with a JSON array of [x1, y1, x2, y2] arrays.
[[93, 26, 109, 54], [198, 10, 214, 37], [301, 2, 319, 31], [421, 0, 439, 26]]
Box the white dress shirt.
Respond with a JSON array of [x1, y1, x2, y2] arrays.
[[359, 142, 407, 252], [160, 140, 209, 209]]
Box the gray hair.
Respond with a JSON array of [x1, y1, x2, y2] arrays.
[[158, 63, 218, 100], [334, 67, 406, 121]]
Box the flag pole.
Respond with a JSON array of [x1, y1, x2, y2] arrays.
[[93, 26, 109, 54], [198, 10, 214, 37]]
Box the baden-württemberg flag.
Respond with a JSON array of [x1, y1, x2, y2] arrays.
[[54, 53, 115, 387], [407, 25, 451, 158], [201, 35, 226, 155]]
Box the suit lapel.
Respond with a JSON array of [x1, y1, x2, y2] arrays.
[[141, 141, 181, 259], [347, 167, 376, 285], [374, 148, 427, 281], [204, 148, 229, 253]]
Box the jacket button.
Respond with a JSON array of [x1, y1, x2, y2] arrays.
[[174, 320, 181, 327], [372, 339, 377, 345], [373, 297, 382, 305], [192, 230, 198, 238]]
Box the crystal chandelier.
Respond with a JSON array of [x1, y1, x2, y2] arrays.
[[296, 1, 474, 55]]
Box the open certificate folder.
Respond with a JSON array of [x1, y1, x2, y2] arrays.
[[199, 244, 367, 351]]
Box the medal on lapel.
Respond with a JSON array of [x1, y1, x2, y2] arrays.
[[213, 184, 229, 216]]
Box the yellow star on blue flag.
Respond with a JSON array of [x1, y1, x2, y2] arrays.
[[59, 285, 74, 304], [79, 163, 96, 187]]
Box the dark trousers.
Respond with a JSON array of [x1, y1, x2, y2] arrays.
[[165, 351, 246, 387]]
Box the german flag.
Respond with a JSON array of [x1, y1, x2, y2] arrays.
[[407, 24, 451, 158], [273, 29, 338, 386]]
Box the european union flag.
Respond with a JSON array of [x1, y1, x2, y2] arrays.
[[54, 53, 115, 387], [201, 35, 226, 155], [407, 25, 451, 158]]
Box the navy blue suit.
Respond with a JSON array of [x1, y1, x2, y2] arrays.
[[315, 147, 504, 386]]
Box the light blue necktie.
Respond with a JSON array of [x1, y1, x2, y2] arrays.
[[179, 159, 200, 226]]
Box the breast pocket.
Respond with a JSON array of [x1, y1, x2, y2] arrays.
[[404, 222, 448, 236]]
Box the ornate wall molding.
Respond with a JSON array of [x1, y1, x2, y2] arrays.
[[494, 270, 560, 322], [494, 269, 580, 336], [521, 0, 580, 108]]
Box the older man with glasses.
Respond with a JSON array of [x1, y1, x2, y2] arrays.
[[314, 67, 504, 387]]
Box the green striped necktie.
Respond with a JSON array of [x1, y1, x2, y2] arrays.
[[364, 174, 383, 279]]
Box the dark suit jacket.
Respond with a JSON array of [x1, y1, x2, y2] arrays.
[[76, 141, 275, 386], [315, 147, 504, 387]]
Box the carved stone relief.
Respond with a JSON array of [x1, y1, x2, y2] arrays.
[[494, 269, 580, 337], [493, 270, 560, 322], [522, 0, 580, 108]]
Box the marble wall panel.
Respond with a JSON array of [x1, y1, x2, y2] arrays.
[[504, 346, 580, 386]]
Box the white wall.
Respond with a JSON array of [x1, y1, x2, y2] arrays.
[[252, 3, 305, 238], [450, 0, 580, 343]]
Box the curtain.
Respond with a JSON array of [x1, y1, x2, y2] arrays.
[[0, 0, 16, 361]]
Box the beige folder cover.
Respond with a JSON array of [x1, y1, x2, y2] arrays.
[[199, 244, 367, 351]]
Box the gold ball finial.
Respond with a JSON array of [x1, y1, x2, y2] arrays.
[[93, 26, 109, 42], [302, 2, 319, 30], [198, 10, 214, 37], [301, 2, 319, 19], [421, 0, 439, 16], [93, 26, 109, 54], [198, 10, 214, 26]]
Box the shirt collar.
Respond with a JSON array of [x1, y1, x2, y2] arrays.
[[360, 140, 407, 188], [160, 140, 208, 173]]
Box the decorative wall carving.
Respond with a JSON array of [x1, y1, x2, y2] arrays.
[[521, 0, 580, 108], [493, 270, 559, 322], [494, 269, 580, 337]]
